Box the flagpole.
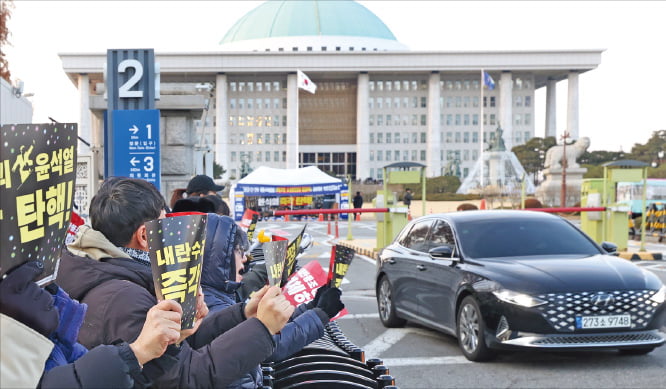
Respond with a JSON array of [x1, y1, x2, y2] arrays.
[[479, 69, 485, 188]]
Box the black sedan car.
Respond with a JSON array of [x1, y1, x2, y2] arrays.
[[376, 210, 666, 361]]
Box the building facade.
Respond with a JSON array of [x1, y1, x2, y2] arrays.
[[59, 1, 601, 201]]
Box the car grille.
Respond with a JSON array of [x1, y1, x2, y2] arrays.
[[535, 290, 660, 332], [532, 332, 663, 346]]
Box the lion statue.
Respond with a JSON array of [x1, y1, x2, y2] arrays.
[[544, 136, 591, 170]]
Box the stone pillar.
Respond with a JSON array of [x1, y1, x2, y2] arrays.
[[356, 72, 370, 180], [499, 71, 513, 150], [215, 73, 230, 179], [567, 71, 579, 140], [77, 74, 92, 154], [286, 73, 299, 169], [427, 71, 441, 177], [545, 78, 557, 138]]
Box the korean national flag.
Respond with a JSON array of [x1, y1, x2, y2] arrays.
[[297, 70, 317, 94], [483, 71, 495, 90]]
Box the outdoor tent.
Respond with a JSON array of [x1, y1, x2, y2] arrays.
[[231, 166, 345, 220]]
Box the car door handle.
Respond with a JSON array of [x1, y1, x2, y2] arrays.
[[417, 264, 426, 271], [387, 259, 396, 264]]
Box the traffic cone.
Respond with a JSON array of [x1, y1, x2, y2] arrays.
[[480, 199, 487, 210], [318, 213, 324, 222], [355, 213, 361, 221], [285, 214, 290, 222]]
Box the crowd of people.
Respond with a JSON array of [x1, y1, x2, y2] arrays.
[[0, 175, 345, 388]]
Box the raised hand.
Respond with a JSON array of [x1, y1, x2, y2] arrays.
[[129, 300, 182, 366], [244, 285, 269, 319], [256, 285, 294, 334], [316, 287, 345, 319], [0, 261, 59, 337]]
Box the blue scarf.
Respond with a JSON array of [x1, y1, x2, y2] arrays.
[[44, 286, 88, 371]]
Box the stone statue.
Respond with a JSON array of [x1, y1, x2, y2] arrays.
[[544, 137, 591, 170], [487, 127, 506, 152]]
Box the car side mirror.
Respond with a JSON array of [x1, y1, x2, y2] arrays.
[[600, 241, 619, 256], [429, 245, 454, 260]]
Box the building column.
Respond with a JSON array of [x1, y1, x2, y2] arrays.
[[286, 73, 299, 169], [545, 78, 557, 138], [77, 74, 92, 155], [499, 71, 513, 150], [567, 71, 579, 140], [356, 72, 370, 180], [427, 71, 441, 177], [214, 73, 229, 180]]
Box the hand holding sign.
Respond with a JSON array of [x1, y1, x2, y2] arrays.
[[328, 244, 356, 288], [263, 240, 288, 286], [146, 214, 207, 330], [257, 285, 294, 335], [129, 299, 183, 366]]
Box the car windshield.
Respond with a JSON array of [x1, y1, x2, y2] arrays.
[[455, 218, 601, 259]]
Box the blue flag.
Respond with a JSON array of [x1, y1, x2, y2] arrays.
[[483, 71, 495, 90]]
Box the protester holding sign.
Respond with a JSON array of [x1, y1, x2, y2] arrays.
[[56, 177, 293, 388], [198, 213, 344, 389], [0, 261, 186, 389], [0, 124, 187, 389]]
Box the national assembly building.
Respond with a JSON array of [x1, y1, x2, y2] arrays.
[[60, 0, 602, 204]]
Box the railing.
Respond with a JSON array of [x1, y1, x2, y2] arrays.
[[261, 321, 398, 389]]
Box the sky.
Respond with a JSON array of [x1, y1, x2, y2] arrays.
[[4, 0, 666, 152]]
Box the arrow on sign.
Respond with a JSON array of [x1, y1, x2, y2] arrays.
[[130, 157, 140, 167], [129, 125, 139, 135]]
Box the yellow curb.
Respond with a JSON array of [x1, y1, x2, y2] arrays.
[[617, 251, 663, 261], [337, 241, 378, 260]]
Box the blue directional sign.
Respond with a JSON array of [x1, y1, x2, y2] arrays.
[[111, 109, 161, 189]]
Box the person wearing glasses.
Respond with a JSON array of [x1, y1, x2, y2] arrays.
[[199, 212, 345, 389]]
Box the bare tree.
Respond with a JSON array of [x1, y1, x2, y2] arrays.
[[0, 0, 14, 82]]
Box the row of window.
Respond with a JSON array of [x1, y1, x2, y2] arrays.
[[227, 77, 533, 95], [229, 133, 287, 145], [442, 130, 532, 145], [369, 114, 427, 127], [230, 98, 285, 110], [369, 149, 427, 163], [230, 150, 286, 163], [301, 152, 356, 164], [229, 81, 283, 93], [228, 94, 531, 111], [369, 80, 427, 92], [368, 96, 426, 110], [442, 113, 531, 127], [439, 77, 532, 91], [370, 132, 427, 144], [229, 115, 286, 128]]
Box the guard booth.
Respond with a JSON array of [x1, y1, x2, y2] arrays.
[[581, 160, 648, 251], [375, 162, 426, 249]]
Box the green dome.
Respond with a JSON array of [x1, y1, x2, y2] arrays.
[[221, 0, 398, 44]]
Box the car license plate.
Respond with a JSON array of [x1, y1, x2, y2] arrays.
[[575, 314, 631, 329]]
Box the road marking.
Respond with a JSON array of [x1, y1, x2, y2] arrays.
[[337, 313, 380, 319], [319, 252, 330, 258], [358, 254, 376, 265], [362, 328, 410, 358], [381, 356, 471, 366]]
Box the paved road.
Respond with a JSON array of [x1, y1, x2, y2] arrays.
[[258, 221, 666, 388]]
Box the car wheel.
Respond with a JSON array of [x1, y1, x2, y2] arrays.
[[619, 347, 655, 355], [377, 276, 406, 328], [456, 296, 495, 362]]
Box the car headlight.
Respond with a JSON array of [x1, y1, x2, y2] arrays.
[[492, 289, 547, 308], [649, 285, 666, 304]]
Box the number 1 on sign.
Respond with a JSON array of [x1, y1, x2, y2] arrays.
[[146, 124, 152, 139]]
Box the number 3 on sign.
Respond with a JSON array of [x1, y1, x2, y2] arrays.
[[144, 156, 154, 172]]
